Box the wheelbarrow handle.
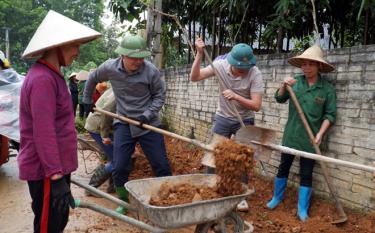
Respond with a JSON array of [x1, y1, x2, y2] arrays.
[[71, 177, 136, 212], [74, 199, 165, 233]]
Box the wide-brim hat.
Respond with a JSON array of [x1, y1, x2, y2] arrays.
[[227, 43, 256, 69], [115, 35, 151, 58], [68, 72, 77, 79], [22, 10, 101, 59], [288, 44, 334, 73], [76, 70, 89, 81]]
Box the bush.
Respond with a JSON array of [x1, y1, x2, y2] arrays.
[[75, 117, 87, 134]]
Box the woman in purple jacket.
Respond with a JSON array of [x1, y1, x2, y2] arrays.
[[18, 10, 100, 233]]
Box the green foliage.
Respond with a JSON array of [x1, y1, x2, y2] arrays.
[[292, 35, 315, 52], [74, 117, 87, 134], [160, 106, 175, 133], [0, 0, 120, 75]]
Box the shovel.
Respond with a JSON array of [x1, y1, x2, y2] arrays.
[[94, 108, 214, 152], [234, 126, 375, 172], [285, 84, 347, 224]]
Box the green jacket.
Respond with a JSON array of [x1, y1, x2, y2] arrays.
[[275, 74, 336, 153], [78, 81, 86, 104]]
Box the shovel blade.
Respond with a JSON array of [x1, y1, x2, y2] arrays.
[[201, 133, 227, 168], [234, 125, 278, 162]]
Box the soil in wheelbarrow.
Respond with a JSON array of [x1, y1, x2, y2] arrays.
[[149, 139, 254, 206]]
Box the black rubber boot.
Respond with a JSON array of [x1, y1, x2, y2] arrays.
[[85, 164, 111, 196], [106, 176, 115, 193]]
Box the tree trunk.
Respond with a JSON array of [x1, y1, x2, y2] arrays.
[[145, 1, 154, 48], [364, 9, 369, 45], [188, 21, 192, 64], [277, 27, 283, 53], [340, 24, 345, 48], [212, 13, 217, 58], [258, 23, 262, 50], [217, 15, 222, 56], [153, 0, 162, 68]]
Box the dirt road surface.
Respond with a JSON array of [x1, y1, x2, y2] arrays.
[[1, 137, 374, 233]]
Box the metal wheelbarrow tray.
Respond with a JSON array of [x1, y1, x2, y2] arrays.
[[125, 174, 254, 229]]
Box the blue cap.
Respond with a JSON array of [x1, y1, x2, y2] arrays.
[[227, 43, 256, 69]]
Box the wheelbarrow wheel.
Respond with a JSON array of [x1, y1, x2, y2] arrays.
[[194, 211, 244, 233]]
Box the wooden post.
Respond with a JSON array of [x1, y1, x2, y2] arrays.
[[153, 0, 163, 69]]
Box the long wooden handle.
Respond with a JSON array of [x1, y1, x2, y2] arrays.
[[94, 108, 213, 152], [203, 49, 245, 127], [251, 141, 375, 173], [286, 85, 347, 221]]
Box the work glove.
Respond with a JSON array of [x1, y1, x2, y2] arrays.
[[135, 115, 149, 128], [50, 178, 75, 215]]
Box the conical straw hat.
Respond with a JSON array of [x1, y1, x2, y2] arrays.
[[288, 45, 334, 73], [76, 70, 89, 81], [22, 10, 101, 59]]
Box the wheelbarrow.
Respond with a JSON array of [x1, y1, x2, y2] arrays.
[[77, 134, 105, 174], [72, 174, 255, 233]]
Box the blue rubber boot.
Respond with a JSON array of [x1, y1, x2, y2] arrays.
[[297, 186, 312, 221], [266, 177, 287, 209]]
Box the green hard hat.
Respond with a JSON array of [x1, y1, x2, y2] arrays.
[[227, 43, 256, 69], [115, 35, 151, 58]]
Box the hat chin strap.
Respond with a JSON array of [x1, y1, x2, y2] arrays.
[[57, 47, 67, 67]]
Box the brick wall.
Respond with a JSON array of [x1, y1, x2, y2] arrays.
[[162, 45, 375, 211]]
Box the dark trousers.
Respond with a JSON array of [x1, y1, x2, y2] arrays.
[[78, 104, 91, 119], [27, 175, 71, 233], [72, 96, 78, 117], [89, 131, 114, 173], [276, 153, 316, 187], [112, 123, 172, 187]]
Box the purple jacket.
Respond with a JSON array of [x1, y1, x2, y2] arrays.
[[17, 61, 78, 181]]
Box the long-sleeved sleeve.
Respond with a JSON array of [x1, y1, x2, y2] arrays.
[[142, 70, 166, 120], [29, 76, 62, 177], [322, 86, 337, 124], [100, 94, 116, 138], [82, 64, 109, 104]]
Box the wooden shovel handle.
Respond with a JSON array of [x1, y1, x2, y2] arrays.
[[285, 85, 347, 222], [93, 108, 213, 152], [203, 49, 245, 127]]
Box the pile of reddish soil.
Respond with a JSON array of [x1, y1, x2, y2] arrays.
[[215, 139, 254, 196], [127, 136, 375, 233], [149, 182, 219, 206]]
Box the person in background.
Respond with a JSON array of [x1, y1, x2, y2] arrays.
[[84, 87, 116, 194], [83, 34, 172, 214], [190, 38, 264, 211], [92, 81, 108, 105], [266, 44, 336, 221], [0, 50, 24, 151], [76, 70, 90, 119], [68, 72, 78, 117], [17, 10, 100, 233]]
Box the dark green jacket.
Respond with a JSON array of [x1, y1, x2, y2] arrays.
[[275, 74, 336, 153], [78, 80, 86, 104]]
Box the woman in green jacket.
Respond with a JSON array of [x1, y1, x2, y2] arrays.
[[266, 45, 336, 221]]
